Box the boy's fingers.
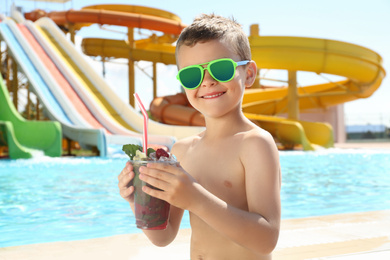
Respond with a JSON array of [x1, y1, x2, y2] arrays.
[[118, 169, 134, 189], [118, 170, 127, 184], [142, 185, 165, 202], [147, 162, 174, 171], [118, 167, 127, 180], [147, 162, 183, 177], [118, 162, 133, 180], [120, 186, 134, 199]]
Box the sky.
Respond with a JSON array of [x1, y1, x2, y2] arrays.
[[2, 0, 390, 126]]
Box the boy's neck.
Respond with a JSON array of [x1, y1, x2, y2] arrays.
[[202, 111, 250, 140]]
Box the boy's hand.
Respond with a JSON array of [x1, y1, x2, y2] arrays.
[[139, 163, 197, 211], [118, 161, 135, 204]]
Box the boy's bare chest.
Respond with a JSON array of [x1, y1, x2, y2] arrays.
[[181, 144, 248, 209]]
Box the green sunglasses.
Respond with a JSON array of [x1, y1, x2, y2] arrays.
[[176, 58, 250, 90]]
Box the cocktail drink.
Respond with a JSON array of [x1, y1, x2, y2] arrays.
[[125, 94, 174, 230], [123, 146, 177, 230], [131, 160, 172, 230]]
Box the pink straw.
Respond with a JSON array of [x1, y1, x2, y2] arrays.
[[134, 93, 148, 153]]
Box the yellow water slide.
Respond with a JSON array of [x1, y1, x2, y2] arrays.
[[242, 28, 385, 149], [81, 37, 176, 64], [245, 32, 385, 111], [79, 4, 178, 65]]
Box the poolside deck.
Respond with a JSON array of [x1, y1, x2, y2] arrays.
[[274, 210, 390, 260], [1, 210, 389, 260], [334, 141, 390, 150]]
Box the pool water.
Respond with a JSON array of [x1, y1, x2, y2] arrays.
[[1, 149, 390, 247], [280, 150, 390, 218]]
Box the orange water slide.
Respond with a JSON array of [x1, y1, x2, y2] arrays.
[[149, 93, 205, 126], [24, 5, 186, 35]]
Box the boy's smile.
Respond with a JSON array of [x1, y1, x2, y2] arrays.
[[201, 91, 226, 99]]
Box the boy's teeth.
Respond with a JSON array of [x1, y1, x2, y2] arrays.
[[204, 93, 223, 98]]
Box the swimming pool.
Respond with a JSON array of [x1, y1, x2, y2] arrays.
[[1, 148, 389, 247]]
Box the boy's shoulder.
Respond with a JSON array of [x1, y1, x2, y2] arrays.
[[242, 125, 274, 142], [236, 124, 278, 159], [171, 132, 203, 156]]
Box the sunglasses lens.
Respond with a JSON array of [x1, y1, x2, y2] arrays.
[[179, 67, 202, 89], [210, 59, 235, 82]]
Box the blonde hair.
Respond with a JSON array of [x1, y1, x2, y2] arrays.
[[176, 14, 251, 61]]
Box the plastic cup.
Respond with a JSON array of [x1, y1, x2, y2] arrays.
[[131, 160, 172, 230]]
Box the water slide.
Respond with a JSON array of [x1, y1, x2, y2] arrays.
[[23, 6, 204, 145], [0, 13, 61, 159], [77, 5, 178, 63], [24, 4, 185, 34], [239, 35, 384, 149], [0, 18, 111, 156], [4, 17, 179, 155], [243, 35, 385, 111], [0, 74, 62, 159]]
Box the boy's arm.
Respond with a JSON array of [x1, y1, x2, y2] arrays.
[[189, 132, 281, 255]]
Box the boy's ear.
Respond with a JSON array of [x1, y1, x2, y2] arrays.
[[244, 61, 257, 89]]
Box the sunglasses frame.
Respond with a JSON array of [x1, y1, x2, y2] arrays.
[[176, 58, 250, 90]]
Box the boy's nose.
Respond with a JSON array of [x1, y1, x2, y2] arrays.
[[201, 70, 217, 87]]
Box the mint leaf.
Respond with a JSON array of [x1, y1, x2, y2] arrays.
[[122, 144, 156, 159], [122, 144, 142, 160], [147, 148, 156, 157]]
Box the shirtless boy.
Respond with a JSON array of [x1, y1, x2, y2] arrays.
[[118, 14, 281, 260]]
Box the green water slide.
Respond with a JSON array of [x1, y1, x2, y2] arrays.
[[0, 74, 62, 159]]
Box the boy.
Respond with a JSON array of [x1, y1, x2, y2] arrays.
[[118, 14, 281, 260]]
